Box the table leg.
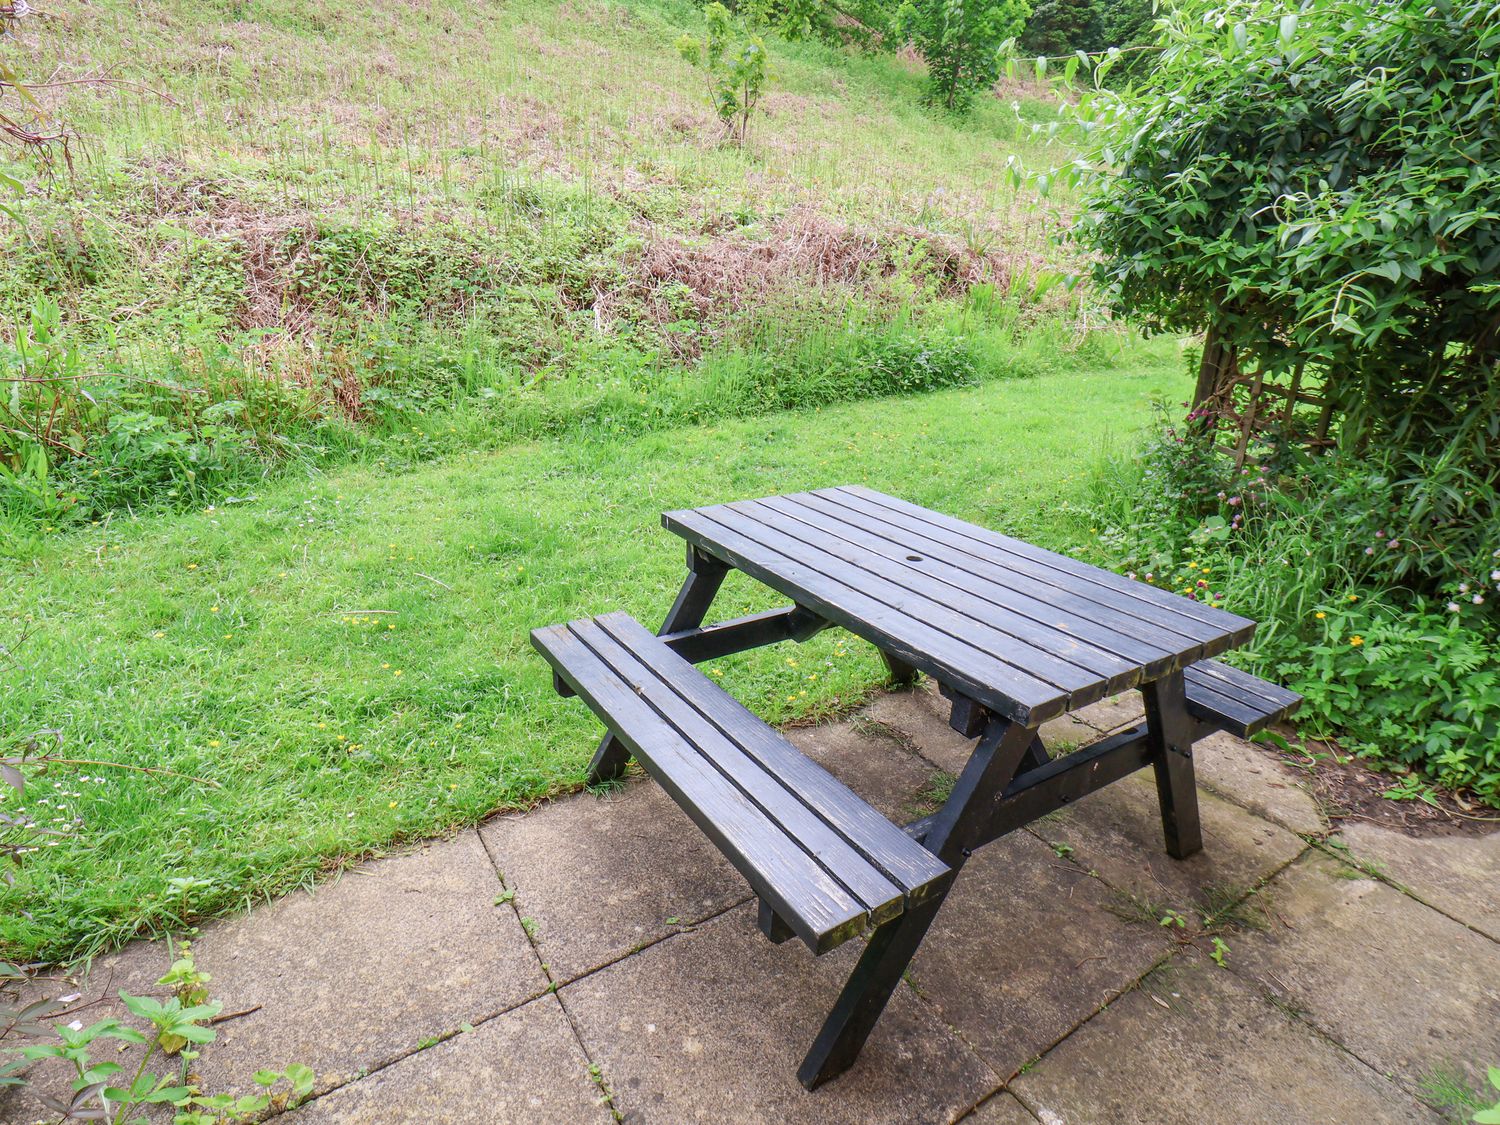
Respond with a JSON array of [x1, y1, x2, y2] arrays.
[[878, 650, 919, 687], [799, 717, 1035, 1089], [1142, 670, 1204, 859], [585, 547, 729, 786]]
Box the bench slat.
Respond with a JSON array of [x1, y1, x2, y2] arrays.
[[532, 614, 952, 953], [593, 614, 950, 902], [578, 617, 908, 922], [1182, 659, 1301, 737]]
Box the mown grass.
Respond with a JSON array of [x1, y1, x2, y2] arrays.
[[0, 341, 1186, 961]]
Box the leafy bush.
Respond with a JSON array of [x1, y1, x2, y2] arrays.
[[1064, 0, 1500, 598], [1084, 414, 1500, 804], [1069, 0, 1500, 418], [904, 0, 1032, 114]]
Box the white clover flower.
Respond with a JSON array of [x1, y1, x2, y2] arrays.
[[1446, 601, 1461, 612], [1474, 594, 1486, 605]]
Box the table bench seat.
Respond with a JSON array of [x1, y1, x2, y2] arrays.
[[531, 611, 953, 955], [1183, 659, 1302, 737]]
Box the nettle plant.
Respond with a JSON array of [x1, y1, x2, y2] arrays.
[[1058, 0, 1500, 595], [6, 942, 314, 1124], [676, 2, 771, 147]]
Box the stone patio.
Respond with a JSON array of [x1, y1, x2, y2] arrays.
[[4, 681, 1498, 1124]]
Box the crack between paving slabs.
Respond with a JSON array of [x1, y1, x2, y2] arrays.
[[242, 828, 564, 1120], [475, 820, 765, 1121], [1009, 842, 1439, 1121]]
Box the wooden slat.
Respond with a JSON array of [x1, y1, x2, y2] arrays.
[[802, 488, 1215, 660], [1182, 659, 1300, 737], [664, 506, 1066, 725], [837, 486, 1256, 643], [595, 614, 949, 901], [723, 499, 1134, 698], [576, 617, 907, 921], [1187, 659, 1301, 712], [532, 620, 870, 950], [773, 492, 1193, 678]]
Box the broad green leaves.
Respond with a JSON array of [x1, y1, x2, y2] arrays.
[[1061, 0, 1500, 592]]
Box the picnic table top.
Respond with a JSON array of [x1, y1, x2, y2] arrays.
[[663, 485, 1256, 728]]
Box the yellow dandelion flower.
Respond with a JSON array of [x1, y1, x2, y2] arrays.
[[208, 739, 221, 748], [1349, 635, 1364, 646], [210, 606, 219, 613], [1315, 611, 1326, 619]]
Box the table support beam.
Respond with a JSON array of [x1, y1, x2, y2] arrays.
[[660, 605, 830, 664], [1142, 670, 1204, 859]]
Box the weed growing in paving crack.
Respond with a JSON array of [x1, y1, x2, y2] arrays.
[[3, 941, 314, 1123], [1108, 883, 1269, 968]]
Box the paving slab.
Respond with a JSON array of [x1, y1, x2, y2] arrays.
[[1339, 821, 1500, 942], [560, 901, 1001, 1124], [1036, 714, 1099, 755], [906, 830, 1174, 1079], [191, 830, 546, 1095], [284, 995, 611, 1124], [1192, 730, 1327, 837], [964, 1091, 1041, 1123], [1027, 772, 1306, 920], [1069, 692, 1144, 734], [857, 681, 977, 775], [1230, 850, 1500, 1096], [786, 719, 944, 824], [479, 780, 748, 983], [1011, 953, 1438, 1125]]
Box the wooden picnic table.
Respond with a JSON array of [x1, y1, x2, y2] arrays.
[[532, 486, 1300, 1089]]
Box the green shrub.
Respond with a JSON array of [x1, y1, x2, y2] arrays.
[[676, 2, 772, 146], [1082, 414, 1500, 804]]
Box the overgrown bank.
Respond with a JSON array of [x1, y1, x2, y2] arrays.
[[0, 0, 1079, 537]]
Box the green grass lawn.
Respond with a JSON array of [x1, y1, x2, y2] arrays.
[[0, 345, 1185, 961]]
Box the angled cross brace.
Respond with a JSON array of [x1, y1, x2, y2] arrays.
[[800, 695, 1222, 1089], [798, 716, 1036, 1090]]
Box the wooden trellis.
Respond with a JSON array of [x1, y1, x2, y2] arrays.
[[1192, 326, 1338, 466]]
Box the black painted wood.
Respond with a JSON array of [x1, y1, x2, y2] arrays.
[[659, 605, 829, 664], [1183, 659, 1302, 736], [662, 487, 1259, 727], [533, 613, 952, 953], [736, 498, 1141, 695], [1143, 671, 1204, 860], [585, 554, 730, 785], [787, 490, 1207, 675], [839, 485, 1257, 641]]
